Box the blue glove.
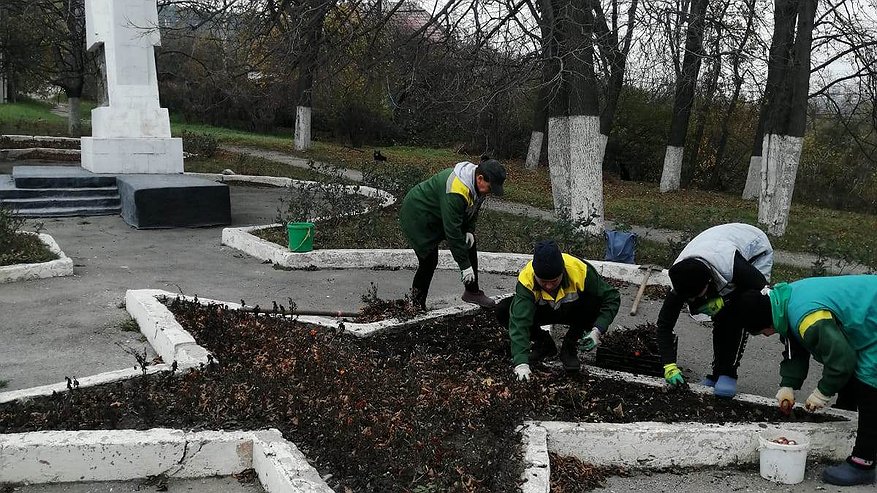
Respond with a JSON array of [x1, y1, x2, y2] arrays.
[[714, 375, 737, 398], [701, 376, 716, 387]]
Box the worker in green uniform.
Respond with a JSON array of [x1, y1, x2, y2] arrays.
[[735, 275, 877, 487], [496, 240, 621, 379], [399, 157, 506, 310]]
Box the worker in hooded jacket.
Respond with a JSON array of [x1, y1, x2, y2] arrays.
[[399, 157, 506, 310]]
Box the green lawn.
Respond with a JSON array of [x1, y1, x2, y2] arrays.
[[2, 102, 874, 268]]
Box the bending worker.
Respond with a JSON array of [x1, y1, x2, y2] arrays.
[[734, 276, 877, 487], [496, 240, 620, 380], [658, 223, 773, 397], [399, 156, 506, 310]]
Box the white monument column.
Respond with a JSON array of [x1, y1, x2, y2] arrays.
[[81, 0, 183, 174]]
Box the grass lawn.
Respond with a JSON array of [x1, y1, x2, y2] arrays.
[[184, 150, 343, 183], [2, 102, 874, 268], [255, 202, 821, 284]]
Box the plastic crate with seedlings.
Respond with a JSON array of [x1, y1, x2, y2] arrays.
[[595, 322, 676, 378]]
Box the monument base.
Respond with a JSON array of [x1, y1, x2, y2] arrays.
[[117, 175, 230, 229], [81, 137, 183, 174]]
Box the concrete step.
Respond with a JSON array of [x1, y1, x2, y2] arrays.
[[0, 195, 121, 211], [9, 205, 121, 218], [0, 185, 119, 200], [12, 165, 117, 189]]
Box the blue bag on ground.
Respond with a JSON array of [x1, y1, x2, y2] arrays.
[[605, 230, 637, 264]]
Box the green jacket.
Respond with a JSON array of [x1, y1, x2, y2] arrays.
[[508, 254, 621, 365], [399, 163, 483, 269], [769, 276, 877, 394]]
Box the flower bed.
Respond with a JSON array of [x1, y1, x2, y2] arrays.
[[0, 298, 844, 492]]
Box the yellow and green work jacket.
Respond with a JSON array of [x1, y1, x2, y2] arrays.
[[508, 254, 620, 365], [398, 163, 483, 270], [770, 276, 877, 394]]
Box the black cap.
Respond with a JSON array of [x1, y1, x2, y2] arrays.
[[478, 159, 506, 196], [532, 240, 564, 279], [732, 290, 774, 334], [668, 258, 711, 299]]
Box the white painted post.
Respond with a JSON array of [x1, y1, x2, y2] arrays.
[[525, 130, 544, 170], [81, 0, 183, 174], [742, 155, 760, 200], [294, 105, 312, 151]]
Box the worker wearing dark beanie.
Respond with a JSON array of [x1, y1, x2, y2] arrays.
[[656, 223, 773, 400], [496, 240, 621, 382], [668, 258, 712, 299], [532, 240, 565, 279]]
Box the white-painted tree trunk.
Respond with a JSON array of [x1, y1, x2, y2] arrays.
[[548, 116, 571, 214], [568, 115, 607, 234], [525, 130, 544, 170], [68, 97, 82, 137], [742, 156, 761, 200], [758, 133, 802, 236], [294, 106, 312, 151], [659, 146, 684, 192]]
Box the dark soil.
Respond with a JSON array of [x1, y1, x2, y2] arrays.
[[599, 322, 661, 357], [0, 300, 843, 492], [549, 454, 627, 492], [354, 282, 421, 322]]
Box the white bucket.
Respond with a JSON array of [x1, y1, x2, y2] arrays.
[[758, 430, 811, 484]]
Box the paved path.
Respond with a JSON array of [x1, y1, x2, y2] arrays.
[[221, 145, 872, 274]]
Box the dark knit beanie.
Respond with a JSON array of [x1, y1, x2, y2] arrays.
[[533, 240, 564, 279], [732, 290, 774, 334], [668, 258, 712, 299]]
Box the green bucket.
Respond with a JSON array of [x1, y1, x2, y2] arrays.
[[287, 222, 315, 253]]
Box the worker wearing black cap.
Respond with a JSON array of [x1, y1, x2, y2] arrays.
[[657, 223, 773, 398], [496, 240, 621, 380], [399, 156, 507, 310]]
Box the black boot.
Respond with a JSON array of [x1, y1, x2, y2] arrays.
[[410, 287, 427, 311], [529, 329, 558, 364], [560, 326, 584, 372]]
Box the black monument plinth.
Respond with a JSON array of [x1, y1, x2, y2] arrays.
[[117, 174, 230, 229]]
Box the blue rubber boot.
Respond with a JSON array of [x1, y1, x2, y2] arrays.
[[701, 375, 717, 387], [823, 459, 876, 486], [713, 375, 737, 398]]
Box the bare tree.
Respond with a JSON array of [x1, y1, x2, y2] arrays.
[[757, 0, 818, 235], [0, 0, 92, 135], [659, 0, 708, 192]]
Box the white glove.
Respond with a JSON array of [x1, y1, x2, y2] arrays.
[[461, 266, 475, 284], [514, 363, 531, 381], [579, 328, 601, 351], [776, 387, 795, 413], [805, 388, 830, 412], [465, 232, 475, 248]]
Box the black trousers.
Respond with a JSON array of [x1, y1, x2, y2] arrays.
[[411, 240, 479, 305], [495, 294, 601, 349], [709, 306, 748, 380], [834, 376, 877, 462]]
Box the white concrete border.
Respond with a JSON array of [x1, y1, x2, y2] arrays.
[[535, 420, 857, 468], [0, 232, 74, 284], [0, 428, 332, 492], [0, 364, 172, 405], [222, 225, 672, 287], [186, 172, 396, 210], [519, 422, 550, 493], [133, 288, 504, 338], [2, 135, 80, 144]]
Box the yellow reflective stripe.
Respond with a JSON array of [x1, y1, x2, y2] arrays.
[[516, 254, 589, 303], [518, 261, 536, 291], [798, 310, 833, 338], [449, 176, 474, 206]]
